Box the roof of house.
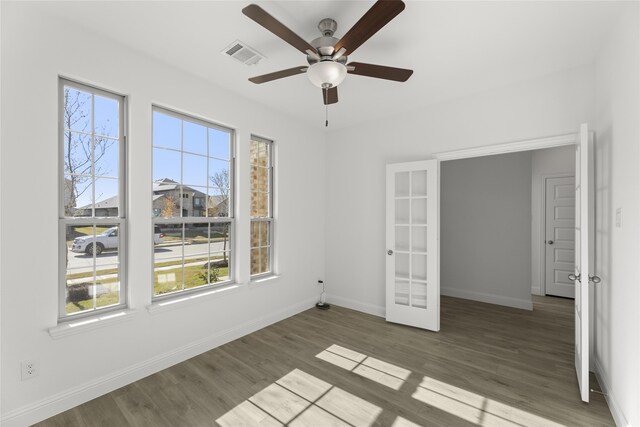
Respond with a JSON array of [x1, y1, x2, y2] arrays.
[[78, 195, 118, 210]]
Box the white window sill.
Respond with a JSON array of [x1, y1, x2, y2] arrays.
[[49, 309, 136, 339], [249, 274, 280, 287], [147, 283, 242, 315]]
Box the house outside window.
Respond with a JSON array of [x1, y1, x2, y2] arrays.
[[59, 78, 126, 319], [152, 106, 234, 298]]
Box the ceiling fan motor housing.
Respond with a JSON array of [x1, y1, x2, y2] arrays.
[[308, 37, 348, 65]]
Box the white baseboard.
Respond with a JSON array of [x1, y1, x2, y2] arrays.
[[1, 297, 317, 427], [531, 286, 541, 296], [441, 287, 533, 310], [594, 357, 630, 427], [325, 293, 385, 318]]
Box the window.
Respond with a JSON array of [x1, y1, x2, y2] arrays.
[[59, 79, 126, 319], [152, 107, 234, 298], [250, 136, 274, 277]]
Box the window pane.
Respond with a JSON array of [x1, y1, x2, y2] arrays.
[[154, 188, 181, 219], [184, 223, 209, 290], [65, 224, 121, 314], [63, 87, 92, 133], [207, 187, 229, 218], [183, 153, 208, 187], [153, 147, 181, 183], [251, 191, 269, 217], [64, 175, 89, 216], [250, 248, 261, 275], [208, 251, 231, 283], [94, 177, 119, 217], [154, 223, 184, 296], [63, 131, 92, 176], [94, 137, 119, 178], [94, 95, 119, 138], [250, 221, 271, 276], [72, 177, 94, 217], [95, 263, 120, 308], [153, 111, 181, 150], [250, 247, 269, 276], [209, 159, 230, 189], [257, 142, 269, 167], [65, 224, 95, 315], [209, 128, 230, 160], [186, 186, 207, 218], [183, 121, 207, 155], [210, 223, 232, 282]]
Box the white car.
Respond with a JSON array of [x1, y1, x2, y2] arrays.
[[71, 226, 164, 255]]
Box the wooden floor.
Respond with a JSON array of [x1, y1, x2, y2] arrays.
[[37, 296, 614, 426]]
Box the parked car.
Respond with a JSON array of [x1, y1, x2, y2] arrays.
[[154, 226, 165, 245], [71, 226, 165, 255], [71, 227, 119, 255]]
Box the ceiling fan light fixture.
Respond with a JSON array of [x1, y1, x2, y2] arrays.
[[307, 61, 347, 88]]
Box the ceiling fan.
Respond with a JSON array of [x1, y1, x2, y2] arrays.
[[242, 0, 413, 108]]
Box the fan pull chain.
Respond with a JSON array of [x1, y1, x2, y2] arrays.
[[326, 105, 329, 127], [324, 88, 329, 127]]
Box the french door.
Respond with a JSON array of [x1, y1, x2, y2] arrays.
[[385, 160, 439, 331], [572, 123, 597, 402]]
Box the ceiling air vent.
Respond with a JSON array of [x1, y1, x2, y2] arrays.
[[222, 40, 264, 66]]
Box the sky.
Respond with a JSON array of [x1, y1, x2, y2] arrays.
[[64, 86, 231, 211]]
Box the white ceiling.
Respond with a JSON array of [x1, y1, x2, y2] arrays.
[[39, 1, 624, 130]]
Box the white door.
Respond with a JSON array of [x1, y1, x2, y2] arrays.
[[386, 160, 439, 331], [573, 123, 595, 403], [545, 176, 576, 298]]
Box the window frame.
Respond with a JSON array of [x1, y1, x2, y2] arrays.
[[58, 77, 128, 321], [250, 135, 274, 279], [151, 105, 236, 300]]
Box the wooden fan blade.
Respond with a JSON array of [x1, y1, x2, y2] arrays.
[[242, 4, 318, 56], [333, 0, 405, 56], [323, 86, 338, 105], [249, 66, 308, 84], [347, 62, 413, 82]]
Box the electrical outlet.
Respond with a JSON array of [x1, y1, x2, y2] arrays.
[[21, 360, 39, 381]]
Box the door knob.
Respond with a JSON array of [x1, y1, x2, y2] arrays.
[[568, 273, 581, 282], [547, 240, 554, 245], [387, 249, 393, 255], [590, 275, 601, 284]]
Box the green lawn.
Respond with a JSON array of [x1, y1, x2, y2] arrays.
[[154, 264, 229, 295], [66, 291, 120, 314], [65, 261, 229, 313]]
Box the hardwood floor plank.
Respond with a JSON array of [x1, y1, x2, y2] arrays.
[[36, 296, 615, 427]]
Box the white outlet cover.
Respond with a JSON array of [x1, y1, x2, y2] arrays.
[[21, 359, 39, 381]]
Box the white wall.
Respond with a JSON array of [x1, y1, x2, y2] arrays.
[[593, 6, 640, 427], [440, 152, 533, 310], [324, 65, 595, 315], [530, 146, 576, 295], [0, 4, 325, 424]]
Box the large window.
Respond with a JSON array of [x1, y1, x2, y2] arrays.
[[250, 136, 274, 277], [59, 79, 126, 319], [152, 107, 234, 298]]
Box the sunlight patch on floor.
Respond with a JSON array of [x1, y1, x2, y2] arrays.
[[390, 416, 423, 427], [216, 368, 381, 427], [316, 344, 411, 390], [412, 376, 566, 427]]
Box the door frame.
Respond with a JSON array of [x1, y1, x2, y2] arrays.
[[435, 130, 595, 372], [540, 172, 575, 297]]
